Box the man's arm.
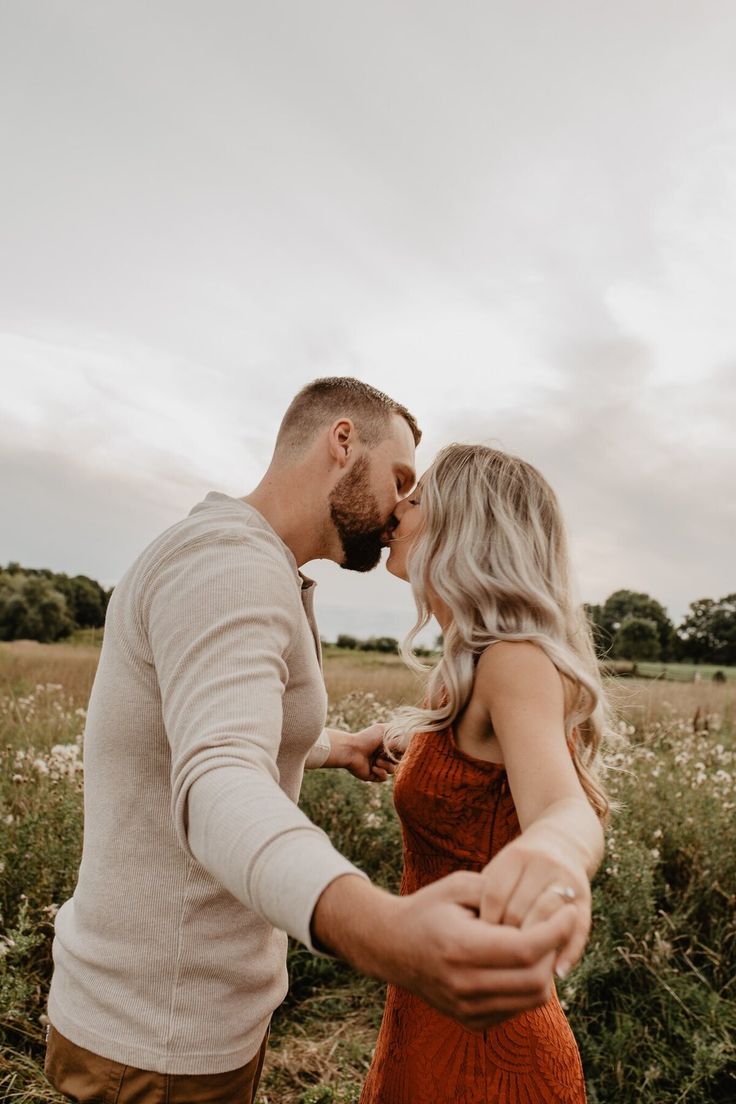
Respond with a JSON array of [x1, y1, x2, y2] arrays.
[[145, 531, 368, 950]]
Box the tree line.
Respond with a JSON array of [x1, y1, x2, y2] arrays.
[[0, 563, 111, 643], [335, 590, 735, 667], [585, 589, 736, 666], [1, 563, 733, 666]]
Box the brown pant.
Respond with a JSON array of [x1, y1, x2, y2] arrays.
[[44, 1024, 269, 1104]]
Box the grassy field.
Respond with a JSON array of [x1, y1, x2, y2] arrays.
[[1, 640, 735, 1102]]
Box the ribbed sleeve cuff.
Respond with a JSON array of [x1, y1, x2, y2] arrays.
[[186, 766, 368, 955], [304, 729, 331, 770], [248, 827, 368, 952]]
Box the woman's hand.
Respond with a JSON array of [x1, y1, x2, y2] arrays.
[[478, 836, 591, 979], [327, 723, 396, 782]]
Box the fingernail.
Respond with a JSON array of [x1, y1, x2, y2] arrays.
[[555, 964, 569, 980]]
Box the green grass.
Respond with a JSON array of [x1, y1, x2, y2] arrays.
[[636, 661, 736, 682], [1, 645, 735, 1102]]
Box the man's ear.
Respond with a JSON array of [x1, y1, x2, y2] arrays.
[[328, 418, 355, 467]]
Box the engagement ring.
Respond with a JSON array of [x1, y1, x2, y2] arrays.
[[550, 885, 577, 901]]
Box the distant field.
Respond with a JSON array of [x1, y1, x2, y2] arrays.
[[5, 639, 735, 702], [321, 645, 422, 703], [635, 660, 736, 682]]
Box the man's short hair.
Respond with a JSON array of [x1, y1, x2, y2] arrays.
[[275, 377, 422, 456]]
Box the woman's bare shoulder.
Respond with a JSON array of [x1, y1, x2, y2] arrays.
[[475, 640, 565, 704]]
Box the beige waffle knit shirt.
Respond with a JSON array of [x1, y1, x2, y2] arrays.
[[47, 492, 366, 1074]]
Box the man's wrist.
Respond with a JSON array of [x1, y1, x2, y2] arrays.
[[311, 872, 400, 977], [321, 728, 353, 770]]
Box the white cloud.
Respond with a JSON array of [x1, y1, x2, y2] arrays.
[[606, 123, 736, 384], [0, 329, 263, 493]]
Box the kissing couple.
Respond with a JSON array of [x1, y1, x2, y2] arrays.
[[45, 377, 609, 1103]]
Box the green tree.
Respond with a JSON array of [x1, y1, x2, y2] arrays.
[[612, 616, 661, 661], [55, 574, 109, 628], [0, 572, 27, 639], [598, 590, 674, 660], [0, 572, 74, 642], [358, 636, 398, 654], [336, 634, 358, 650], [677, 594, 736, 665]]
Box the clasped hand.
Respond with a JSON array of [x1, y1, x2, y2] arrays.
[[338, 722, 395, 782], [339, 723, 591, 997]]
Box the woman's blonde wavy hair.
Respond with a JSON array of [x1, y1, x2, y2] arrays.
[[385, 443, 613, 823]]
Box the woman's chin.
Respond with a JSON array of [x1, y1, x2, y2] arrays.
[[385, 552, 409, 582]]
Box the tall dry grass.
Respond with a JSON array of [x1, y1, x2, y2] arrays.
[[0, 642, 99, 707]]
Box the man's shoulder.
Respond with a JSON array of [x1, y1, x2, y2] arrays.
[[123, 493, 299, 596]]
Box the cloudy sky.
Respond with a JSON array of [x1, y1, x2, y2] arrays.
[[2, 2, 734, 642]]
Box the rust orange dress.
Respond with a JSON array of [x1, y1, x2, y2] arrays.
[[360, 724, 587, 1104]]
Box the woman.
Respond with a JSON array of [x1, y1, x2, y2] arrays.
[[361, 444, 612, 1104]]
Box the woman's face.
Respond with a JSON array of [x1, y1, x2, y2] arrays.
[[384, 477, 425, 581]]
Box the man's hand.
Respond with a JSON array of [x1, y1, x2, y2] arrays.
[[312, 871, 575, 1031], [323, 723, 396, 782]]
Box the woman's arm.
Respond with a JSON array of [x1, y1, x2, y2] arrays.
[[474, 641, 605, 977]]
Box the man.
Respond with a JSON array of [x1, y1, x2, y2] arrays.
[[45, 378, 575, 1103]]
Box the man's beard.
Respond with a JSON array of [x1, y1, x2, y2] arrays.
[[328, 455, 387, 572]]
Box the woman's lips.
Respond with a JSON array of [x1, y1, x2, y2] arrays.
[[380, 520, 400, 545]]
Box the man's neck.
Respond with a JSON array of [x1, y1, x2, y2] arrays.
[[242, 474, 335, 568]]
